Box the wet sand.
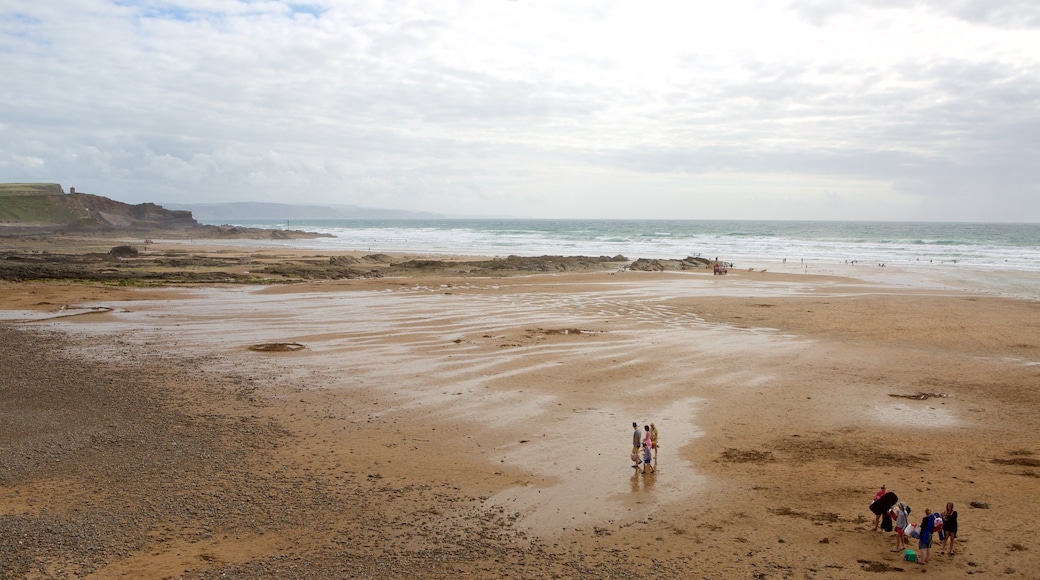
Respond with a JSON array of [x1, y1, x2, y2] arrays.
[[2, 247, 1040, 578]]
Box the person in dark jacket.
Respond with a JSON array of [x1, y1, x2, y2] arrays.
[[940, 502, 958, 555]]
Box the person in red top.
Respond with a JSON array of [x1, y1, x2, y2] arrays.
[[871, 485, 887, 530]]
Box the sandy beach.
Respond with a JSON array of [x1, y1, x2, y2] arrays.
[[2, 241, 1040, 578]]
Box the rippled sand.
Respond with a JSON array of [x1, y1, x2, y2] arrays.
[[3, 264, 1040, 577]]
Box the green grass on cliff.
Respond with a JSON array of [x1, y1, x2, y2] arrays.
[[0, 184, 81, 223], [0, 183, 64, 196]]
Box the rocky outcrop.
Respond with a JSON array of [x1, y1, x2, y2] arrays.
[[628, 257, 706, 271]]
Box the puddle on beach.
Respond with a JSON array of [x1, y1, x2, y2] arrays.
[[872, 403, 958, 428], [484, 398, 705, 537]]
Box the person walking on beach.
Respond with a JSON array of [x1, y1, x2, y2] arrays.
[[632, 423, 642, 454], [940, 502, 958, 555], [642, 425, 652, 454], [641, 442, 655, 474], [649, 422, 659, 460], [871, 485, 887, 531]]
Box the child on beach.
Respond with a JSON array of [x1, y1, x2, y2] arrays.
[[891, 502, 909, 552], [641, 442, 655, 474]]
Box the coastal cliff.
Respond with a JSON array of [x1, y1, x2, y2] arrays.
[[0, 183, 328, 239]]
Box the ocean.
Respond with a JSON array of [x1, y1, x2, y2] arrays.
[[197, 219, 1040, 299], [211, 219, 1036, 269]]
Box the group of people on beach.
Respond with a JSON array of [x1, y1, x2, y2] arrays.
[[870, 484, 959, 564], [630, 422, 658, 473]]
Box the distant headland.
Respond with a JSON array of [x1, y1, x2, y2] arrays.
[[0, 183, 330, 240]]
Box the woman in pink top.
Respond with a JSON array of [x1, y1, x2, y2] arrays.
[[872, 485, 886, 531]]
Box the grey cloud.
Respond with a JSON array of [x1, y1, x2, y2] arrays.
[[934, 0, 1040, 28], [789, 0, 1040, 28], [2, 1, 1038, 220]]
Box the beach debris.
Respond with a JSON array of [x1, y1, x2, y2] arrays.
[[888, 392, 949, 400], [535, 328, 600, 336], [969, 501, 989, 509], [247, 342, 305, 352]]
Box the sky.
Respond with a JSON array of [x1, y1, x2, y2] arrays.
[[1, 0, 1039, 221]]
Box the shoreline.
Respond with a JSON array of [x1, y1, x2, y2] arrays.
[[2, 237, 1040, 577], [6, 232, 1039, 301], [149, 236, 1040, 302]]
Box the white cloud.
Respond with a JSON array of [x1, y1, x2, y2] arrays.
[[0, 0, 1037, 220]]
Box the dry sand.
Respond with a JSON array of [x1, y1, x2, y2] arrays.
[[2, 243, 1040, 578]]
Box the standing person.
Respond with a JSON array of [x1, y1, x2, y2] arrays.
[[650, 422, 659, 460], [880, 509, 893, 532], [941, 502, 958, 555], [632, 423, 642, 455], [918, 508, 938, 564], [641, 442, 655, 474], [891, 502, 909, 552], [642, 425, 653, 454], [871, 485, 887, 530]]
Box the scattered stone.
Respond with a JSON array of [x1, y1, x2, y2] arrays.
[[248, 343, 305, 352]]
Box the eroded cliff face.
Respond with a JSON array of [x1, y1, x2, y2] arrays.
[[69, 194, 198, 230], [0, 185, 198, 232]]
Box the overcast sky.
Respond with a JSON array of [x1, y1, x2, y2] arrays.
[[2, 1, 1038, 221]]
